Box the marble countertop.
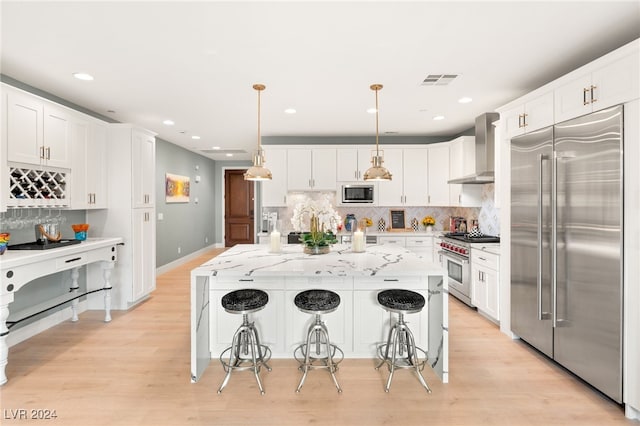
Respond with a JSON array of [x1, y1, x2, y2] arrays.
[[257, 231, 444, 237], [194, 243, 442, 278]]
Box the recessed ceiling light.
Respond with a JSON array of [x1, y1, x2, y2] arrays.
[[433, 115, 445, 121], [284, 108, 297, 114], [73, 72, 94, 81], [192, 135, 201, 140], [458, 97, 473, 104], [212, 146, 221, 150], [226, 153, 233, 157], [163, 120, 175, 126], [367, 108, 378, 114]]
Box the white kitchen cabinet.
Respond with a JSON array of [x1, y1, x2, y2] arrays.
[[260, 147, 287, 206], [448, 136, 482, 207], [433, 236, 444, 266], [405, 235, 433, 260], [377, 235, 407, 247], [471, 248, 499, 323], [69, 119, 108, 209], [377, 148, 432, 206], [0, 89, 7, 212], [336, 147, 376, 181], [132, 129, 155, 208], [426, 143, 451, 206], [87, 124, 157, 309], [555, 50, 639, 123], [287, 148, 336, 191], [502, 91, 555, 139], [5, 87, 71, 169]]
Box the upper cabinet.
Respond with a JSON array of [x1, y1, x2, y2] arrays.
[[287, 148, 336, 191], [70, 119, 108, 209], [502, 91, 555, 139], [261, 147, 288, 207], [426, 143, 451, 206], [336, 147, 375, 181], [131, 128, 156, 208], [6, 88, 71, 169], [376, 148, 408, 206], [554, 50, 639, 123], [448, 136, 482, 207]]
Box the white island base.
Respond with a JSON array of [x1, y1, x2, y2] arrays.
[[190, 244, 448, 384]]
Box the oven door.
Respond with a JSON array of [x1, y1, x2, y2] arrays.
[[440, 250, 473, 307]]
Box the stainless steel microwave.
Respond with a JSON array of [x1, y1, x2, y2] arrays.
[[341, 184, 374, 203]]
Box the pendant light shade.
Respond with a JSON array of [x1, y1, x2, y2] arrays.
[[244, 84, 272, 181], [363, 84, 392, 181]]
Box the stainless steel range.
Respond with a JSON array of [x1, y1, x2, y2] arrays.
[[439, 232, 500, 306]]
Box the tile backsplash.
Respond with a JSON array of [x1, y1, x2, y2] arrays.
[[264, 184, 500, 236]]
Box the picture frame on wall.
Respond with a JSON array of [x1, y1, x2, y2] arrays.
[[165, 173, 190, 203]]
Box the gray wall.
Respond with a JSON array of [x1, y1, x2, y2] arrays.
[[155, 138, 218, 267]]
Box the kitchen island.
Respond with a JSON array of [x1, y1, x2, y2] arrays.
[[190, 243, 448, 384]]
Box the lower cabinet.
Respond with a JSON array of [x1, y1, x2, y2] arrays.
[[131, 208, 156, 302], [471, 248, 500, 323]]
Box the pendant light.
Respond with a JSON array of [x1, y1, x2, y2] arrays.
[[244, 83, 272, 181], [363, 84, 392, 181]]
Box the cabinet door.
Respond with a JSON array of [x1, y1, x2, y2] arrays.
[[69, 118, 89, 209], [261, 148, 287, 206], [336, 148, 359, 181], [311, 148, 337, 190], [287, 149, 312, 191], [43, 104, 71, 168], [132, 130, 155, 207], [353, 289, 389, 355], [449, 136, 477, 206], [131, 208, 155, 302], [7, 90, 43, 166], [470, 265, 486, 311], [554, 74, 593, 123], [403, 148, 428, 205], [484, 268, 499, 321], [502, 104, 526, 139], [376, 148, 403, 206], [592, 51, 640, 111], [87, 123, 108, 209], [426, 143, 450, 206], [524, 92, 554, 132]]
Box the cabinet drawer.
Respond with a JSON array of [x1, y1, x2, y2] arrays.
[[212, 276, 285, 290], [377, 236, 406, 247], [405, 236, 433, 248], [353, 276, 422, 290], [471, 249, 499, 271], [285, 276, 351, 290]]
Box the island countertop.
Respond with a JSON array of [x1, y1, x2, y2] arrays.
[[194, 243, 442, 277]]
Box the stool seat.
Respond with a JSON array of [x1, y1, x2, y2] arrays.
[[222, 288, 269, 314], [294, 289, 340, 315], [377, 289, 425, 314]]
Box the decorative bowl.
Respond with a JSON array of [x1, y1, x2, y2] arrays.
[[304, 245, 330, 255], [0, 243, 7, 255]]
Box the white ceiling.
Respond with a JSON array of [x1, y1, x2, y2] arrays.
[[2, 1, 639, 161]]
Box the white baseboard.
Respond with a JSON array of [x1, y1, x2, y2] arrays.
[[7, 300, 88, 348], [155, 244, 219, 276], [625, 404, 640, 420]]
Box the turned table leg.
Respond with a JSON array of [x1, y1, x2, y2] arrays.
[[102, 262, 114, 323], [0, 301, 10, 385], [70, 267, 80, 322]]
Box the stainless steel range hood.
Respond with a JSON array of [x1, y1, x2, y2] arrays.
[[448, 112, 500, 184]]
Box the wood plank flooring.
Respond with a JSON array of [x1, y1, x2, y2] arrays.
[[1, 249, 632, 425]]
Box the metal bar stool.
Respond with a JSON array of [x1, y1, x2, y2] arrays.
[[218, 289, 272, 395], [293, 289, 344, 393], [375, 288, 431, 394]]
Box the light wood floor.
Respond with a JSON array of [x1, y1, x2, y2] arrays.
[[2, 249, 632, 425]]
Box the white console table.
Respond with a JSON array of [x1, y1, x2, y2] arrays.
[[0, 237, 123, 385]]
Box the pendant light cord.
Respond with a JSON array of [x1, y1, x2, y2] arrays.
[[375, 86, 380, 156]]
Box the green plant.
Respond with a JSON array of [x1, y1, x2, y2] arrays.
[[301, 215, 338, 247]]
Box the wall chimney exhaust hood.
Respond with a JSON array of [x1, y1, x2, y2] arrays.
[[448, 112, 500, 184]]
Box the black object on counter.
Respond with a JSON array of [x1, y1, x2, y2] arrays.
[[7, 239, 82, 250]]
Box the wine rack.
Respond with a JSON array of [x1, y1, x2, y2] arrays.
[[8, 167, 68, 207]]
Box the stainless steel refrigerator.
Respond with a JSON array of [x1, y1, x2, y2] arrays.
[[511, 105, 623, 402]]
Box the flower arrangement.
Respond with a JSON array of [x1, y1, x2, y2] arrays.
[[291, 195, 341, 249], [422, 215, 436, 227], [362, 217, 373, 227]]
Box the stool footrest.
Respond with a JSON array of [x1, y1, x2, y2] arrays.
[[293, 343, 344, 370], [219, 345, 272, 373], [376, 343, 427, 371]]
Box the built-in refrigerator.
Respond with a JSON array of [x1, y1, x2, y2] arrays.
[[511, 105, 623, 402]]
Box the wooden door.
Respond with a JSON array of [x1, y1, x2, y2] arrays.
[[224, 169, 254, 247]]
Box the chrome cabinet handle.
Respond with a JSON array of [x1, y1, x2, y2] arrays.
[[46, 147, 51, 159], [537, 153, 547, 321], [522, 113, 528, 127], [583, 87, 590, 105], [590, 85, 597, 103]]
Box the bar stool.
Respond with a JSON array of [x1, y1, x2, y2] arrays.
[[375, 289, 431, 394], [218, 289, 272, 395], [293, 289, 344, 393]]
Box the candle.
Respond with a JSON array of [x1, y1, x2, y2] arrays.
[[270, 230, 281, 253], [352, 230, 364, 252]]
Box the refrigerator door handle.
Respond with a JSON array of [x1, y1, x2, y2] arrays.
[[538, 154, 551, 321]]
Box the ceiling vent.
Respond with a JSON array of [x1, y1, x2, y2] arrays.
[[200, 149, 247, 155], [421, 74, 459, 86]]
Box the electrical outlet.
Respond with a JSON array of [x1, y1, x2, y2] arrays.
[[177, 246, 181, 254], [205, 237, 209, 243]]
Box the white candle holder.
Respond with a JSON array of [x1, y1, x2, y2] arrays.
[[269, 220, 282, 253], [352, 228, 365, 253]]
